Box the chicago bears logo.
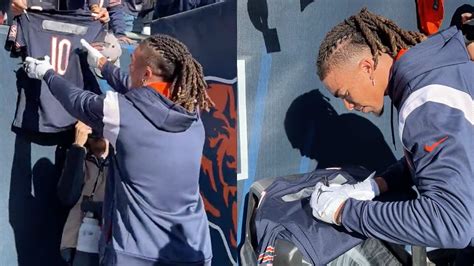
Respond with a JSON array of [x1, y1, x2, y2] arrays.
[[200, 77, 237, 264]]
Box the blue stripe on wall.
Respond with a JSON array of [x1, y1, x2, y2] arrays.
[[299, 156, 312, 174], [237, 51, 272, 243]]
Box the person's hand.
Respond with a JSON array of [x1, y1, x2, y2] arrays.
[[461, 12, 474, 39], [23, 56, 53, 80], [11, 0, 27, 17], [81, 39, 106, 68], [461, 13, 474, 60], [461, 12, 473, 25], [310, 182, 349, 225], [74, 121, 92, 147], [337, 172, 380, 201], [117, 35, 136, 45], [89, 4, 100, 13], [92, 7, 110, 23]]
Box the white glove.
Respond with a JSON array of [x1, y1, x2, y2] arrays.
[[338, 172, 380, 201], [23, 56, 54, 80], [80, 39, 105, 68], [310, 183, 349, 225]]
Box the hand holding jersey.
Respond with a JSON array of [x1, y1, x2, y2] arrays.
[[91, 8, 110, 24], [81, 37, 122, 78], [10, 0, 27, 16], [310, 173, 380, 225], [24, 56, 53, 79], [23, 37, 120, 83], [80, 39, 105, 68]]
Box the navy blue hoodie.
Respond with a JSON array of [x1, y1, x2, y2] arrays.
[[42, 62, 212, 265], [342, 26, 474, 248]]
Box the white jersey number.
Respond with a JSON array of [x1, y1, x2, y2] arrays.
[[51, 37, 72, 76]]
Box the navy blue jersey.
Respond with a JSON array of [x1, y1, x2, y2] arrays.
[[5, 10, 106, 133], [254, 167, 370, 265]]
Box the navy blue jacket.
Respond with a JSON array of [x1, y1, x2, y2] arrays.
[[108, 4, 127, 36], [42, 62, 212, 265], [342, 26, 474, 248]]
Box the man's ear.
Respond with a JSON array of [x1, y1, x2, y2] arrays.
[[359, 56, 375, 78], [144, 66, 154, 79], [145, 65, 163, 79]]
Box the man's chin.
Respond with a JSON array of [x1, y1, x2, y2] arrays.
[[373, 106, 384, 117]]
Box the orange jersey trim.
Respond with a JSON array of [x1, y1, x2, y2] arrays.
[[395, 48, 408, 61], [147, 82, 171, 98]]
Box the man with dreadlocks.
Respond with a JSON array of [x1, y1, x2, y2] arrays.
[[22, 35, 214, 265], [310, 8, 474, 256]]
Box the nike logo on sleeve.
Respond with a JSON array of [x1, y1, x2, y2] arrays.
[[424, 136, 448, 153]]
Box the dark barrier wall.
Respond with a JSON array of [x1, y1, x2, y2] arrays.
[[236, 0, 469, 246], [151, 1, 237, 265]]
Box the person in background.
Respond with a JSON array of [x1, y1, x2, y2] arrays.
[[107, 0, 135, 44], [1, 0, 8, 24], [121, 0, 144, 32], [10, 0, 110, 23], [57, 121, 109, 266]]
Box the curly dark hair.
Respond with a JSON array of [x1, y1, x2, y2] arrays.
[[139, 34, 214, 112], [316, 8, 425, 80]]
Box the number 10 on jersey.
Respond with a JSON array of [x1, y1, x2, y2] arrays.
[[50, 37, 72, 76]]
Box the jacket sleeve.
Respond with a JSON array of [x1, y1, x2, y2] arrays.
[[101, 61, 131, 94], [108, 4, 127, 37], [43, 70, 121, 148], [57, 144, 86, 207], [342, 89, 474, 248]]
